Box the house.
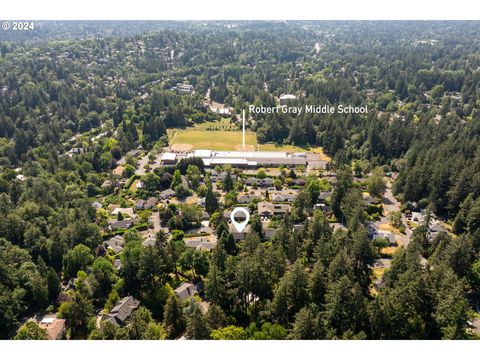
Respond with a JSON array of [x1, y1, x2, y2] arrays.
[[411, 211, 426, 224], [134, 199, 146, 210], [176, 83, 193, 94], [113, 258, 122, 270], [244, 177, 273, 187], [101, 179, 113, 188], [428, 222, 446, 242], [174, 282, 197, 301], [257, 202, 290, 218], [102, 296, 140, 327], [111, 207, 136, 218], [145, 197, 158, 209], [279, 94, 296, 106], [373, 230, 396, 245], [228, 223, 276, 241], [271, 191, 297, 203], [237, 194, 260, 204], [109, 219, 134, 230], [229, 223, 250, 240], [243, 178, 256, 186], [260, 178, 274, 187], [160, 188, 176, 200], [367, 222, 379, 237], [38, 315, 66, 340], [224, 210, 247, 222], [292, 178, 306, 186], [314, 203, 332, 213], [210, 171, 237, 183], [142, 234, 156, 247], [318, 191, 332, 201], [185, 237, 216, 251], [104, 235, 125, 254], [196, 242, 217, 251], [92, 201, 103, 209], [112, 165, 125, 178], [66, 147, 83, 158]]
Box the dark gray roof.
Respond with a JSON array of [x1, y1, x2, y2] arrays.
[[160, 189, 176, 199], [109, 219, 134, 230], [109, 296, 140, 323]]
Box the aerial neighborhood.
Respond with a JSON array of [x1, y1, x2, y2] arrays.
[[2, 21, 479, 341]]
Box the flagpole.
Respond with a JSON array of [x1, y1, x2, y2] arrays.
[[242, 109, 245, 151]]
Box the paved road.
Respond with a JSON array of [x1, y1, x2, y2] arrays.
[[151, 211, 170, 234], [375, 181, 412, 247], [135, 154, 150, 175]]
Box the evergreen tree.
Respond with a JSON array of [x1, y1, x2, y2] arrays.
[[163, 295, 186, 339], [185, 301, 211, 340]]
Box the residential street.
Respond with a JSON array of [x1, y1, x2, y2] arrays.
[[375, 181, 412, 247]]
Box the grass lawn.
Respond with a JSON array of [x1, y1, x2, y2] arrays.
[[373, 267, 387, 279], [167, 125, 330, 161], [169, 129, 257, 151], [378, 223, 402, 235], [129, 179, 141, 191], [380, 246, 399, 256]]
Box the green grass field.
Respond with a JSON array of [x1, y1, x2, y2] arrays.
[[169, 129, 257, 151], [168, 126, 330, 160]]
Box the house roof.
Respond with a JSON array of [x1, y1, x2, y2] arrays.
[[110, 296, 140, 323], [135, 199, 146, 208], [111, 207, 135, 217], [142, 235, 156, 247], [109, 219, 134, 230], [160, 189, 176, 199], [113, 259, 122, 270], [174, 282, 197, 301], [145, 197, 158, 208], [112, 165, 125, 177], [257, 202, 290, 215], [92, 201, 103, 209], [237, 194, 259, 203], [39, 318, 66, 340]]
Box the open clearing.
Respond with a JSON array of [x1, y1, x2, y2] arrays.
[[169, 129, 257, 151], [167, 127, 330, 161]]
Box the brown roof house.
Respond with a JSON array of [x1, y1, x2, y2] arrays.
[[257, 201, 291, 218], [112, 165, 125, 179], [38, 314, 66, 340]]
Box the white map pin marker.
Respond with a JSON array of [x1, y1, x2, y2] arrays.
[[230, 207, 250, 233]]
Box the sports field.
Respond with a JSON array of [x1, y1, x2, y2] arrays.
[[169, 129, 257, 151], [167, 127, 331, 161]]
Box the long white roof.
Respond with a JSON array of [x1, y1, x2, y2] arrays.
[[193, 149, 288, 159]]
